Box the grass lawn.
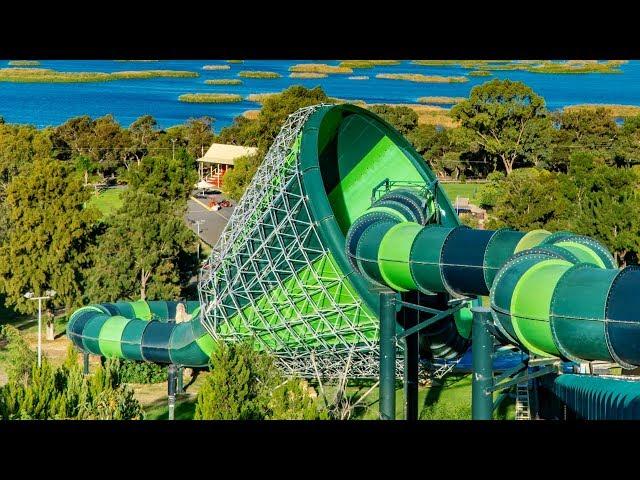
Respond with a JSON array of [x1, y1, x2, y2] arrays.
[[87, 187, 124, 217], [441, 182, 484, 205]]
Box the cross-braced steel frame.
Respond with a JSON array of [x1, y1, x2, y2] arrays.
[[198, 105, 394, 378]]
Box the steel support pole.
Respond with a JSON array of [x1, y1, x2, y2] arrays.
[[177, 366, 184, 394], [379, 291, 397, 420], [83, 352, 90, 375], [403, 293, 419, 421], [471, 307, 494, 420], [168, 364, 177, 420]]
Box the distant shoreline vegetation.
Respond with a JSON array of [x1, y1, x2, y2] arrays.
[[238, 70, 281, 79], [469, 70, 492, 77], [205, 79, 242, 85], [376, 73, 469, 83], [339, 60, 401, 69], [178, 93, 243, 103], [564, 104, 640, 118], [202, 65, 231, 70], [289, 72, 328, 79], [8, 60, 41, 67], [418, 96, 465, 105], [412, 59, 628, 74], [247, 93, 278, 103], [226, 60, 244, 63], [0, 68, 199, 83], [348, 76, 369, 80], [289, 64, 352, 74]]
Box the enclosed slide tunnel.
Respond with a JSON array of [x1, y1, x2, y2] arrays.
[[67, 103, 640, 373]]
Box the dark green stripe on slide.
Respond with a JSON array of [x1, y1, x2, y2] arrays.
[[441, 227, 494, 297], [605, 266, 640, 368], [81, 315, 109, 355], [121, 319, 147, 361], [550, 264, 616, 363]]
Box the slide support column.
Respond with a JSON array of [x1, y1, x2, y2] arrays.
[[379, 290, 397, 420], [168, 364, 177, 420], [83, 352, 89, 375], [177, 366, 184, 394], [472, 307, 494, 420], [403, 296, 419, 420]]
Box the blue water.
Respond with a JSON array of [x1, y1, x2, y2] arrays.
[[1, 59, 640, 130]]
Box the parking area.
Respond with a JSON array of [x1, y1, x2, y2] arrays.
[[184, 192, 235, 247]]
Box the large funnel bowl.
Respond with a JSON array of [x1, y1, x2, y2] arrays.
[[197, 104, 462, 377]]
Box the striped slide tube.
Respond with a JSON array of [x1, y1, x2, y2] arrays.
[[345, 189, 640, 367], [66, 300, 215, 367]]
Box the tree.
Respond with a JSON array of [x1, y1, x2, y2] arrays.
[[0, 158, 99, 316], [0, 345, 144, 420], [85, 190, 197, 301], [194, 340, 326, 420], [221, 154, 260, 201], [51, 115, 131, 176], [0, 124, 51, 194], [123, 150, 197, 203], [183, 117, 215, 159], [549, 108, 619, 171], [128, 115, 160, 165], [484, 168, 572, 231], [570, 163, 640, 266], [369, 105, 419, 135], [451, 79, 552, 175]]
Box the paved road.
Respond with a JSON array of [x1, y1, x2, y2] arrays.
[[184, 195, 235, 247]]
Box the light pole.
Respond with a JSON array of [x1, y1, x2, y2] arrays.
[[194, 219, 205, 260], [24, 289, 57, 368], [171, 138, 177, 161]]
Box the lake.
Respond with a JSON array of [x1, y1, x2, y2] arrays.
[[1, 59, 640, 130]]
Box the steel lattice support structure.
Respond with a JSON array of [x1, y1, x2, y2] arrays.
[[198, 105, 392, 378]]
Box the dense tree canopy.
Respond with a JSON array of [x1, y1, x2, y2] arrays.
[[85, 190, 197, 302], [0, 158, 99, 313], [452, 79, 552, 175]]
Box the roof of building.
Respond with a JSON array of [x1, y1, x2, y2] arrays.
[[197, 143, 258, 166]]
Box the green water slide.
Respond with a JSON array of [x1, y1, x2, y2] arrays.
[[67, 103, 640, 373]]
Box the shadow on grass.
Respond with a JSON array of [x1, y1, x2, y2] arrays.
[[144, 396, 197, 420]]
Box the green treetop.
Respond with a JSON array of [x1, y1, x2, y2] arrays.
[[452, 79, 552, 175]]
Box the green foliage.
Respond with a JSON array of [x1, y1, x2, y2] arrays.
[[485, 168, 572, 231], [549, 108, 619, 171], [0, 324, 37, 384], [0, 158, 100, 314], [0, 123, 51, 193], [124, 151, 197, 203], [194, 341, 326, 420], [51, 115, 132, 176], [369, 105, 418, 135], [221, 154, 260, 201], [86, 190, 197, 302], [109, 358, 167, 384], [477, 171, 506, 208], [0, 346, 143, 420], [452, 79, 552, 175]]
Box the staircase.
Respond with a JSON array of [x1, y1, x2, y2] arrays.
[[515, 382, 531, 420]]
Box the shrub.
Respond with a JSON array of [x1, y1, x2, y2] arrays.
[[0, 345, 144, 420], [194, 341, 326, 420], [110, 358, 167, 384], [0, 325, 37, 384]]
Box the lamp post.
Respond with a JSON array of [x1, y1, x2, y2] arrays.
[[194, 219, 205, 260], [24, 289, 57, 368], [171, 138, 177, 161]]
